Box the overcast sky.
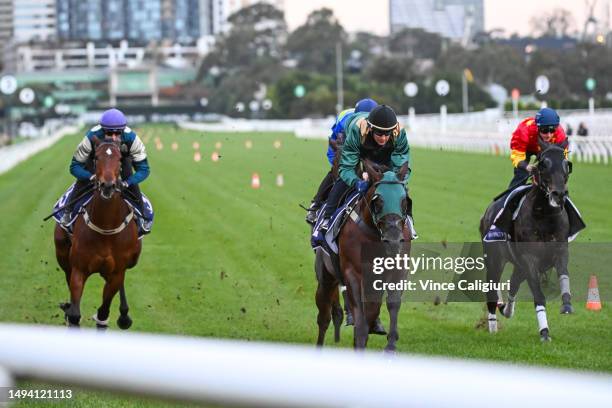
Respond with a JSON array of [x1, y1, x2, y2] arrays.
[[284, 0, 593, 37]]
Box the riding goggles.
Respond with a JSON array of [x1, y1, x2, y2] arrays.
[[538, 125, 557, 134], [103, 128, 124, 136]]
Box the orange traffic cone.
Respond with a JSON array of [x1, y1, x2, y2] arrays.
[[586, 275, 602, 311], [251, 173, 261, 189]]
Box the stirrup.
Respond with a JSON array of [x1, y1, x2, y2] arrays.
[[305, 202, 319, 225], [311, 218, 330, 248]]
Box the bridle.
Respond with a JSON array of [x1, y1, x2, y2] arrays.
[[367, 179, 408, 235], [534, 144, 570, 205], [84, 140, 134, 235]]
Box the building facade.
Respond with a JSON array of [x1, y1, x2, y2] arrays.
[[389, 0, 484, 43]]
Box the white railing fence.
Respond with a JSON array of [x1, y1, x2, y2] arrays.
[[0, 120, 81, 175], [0, 324, 611, 407], [178, 109, 612, 164]]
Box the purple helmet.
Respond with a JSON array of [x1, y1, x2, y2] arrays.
[[100, 108, 127, 130], [355, 98, 378, 113]]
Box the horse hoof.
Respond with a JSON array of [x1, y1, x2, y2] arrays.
[[117, 315, 132, 330], [560, 303, 573, 314], [96, 324, 108, 330], [383, 347, 397, 357], [345, 312, 354, 326], [540, 328, 551, 342], [370, 318, 387, 335]]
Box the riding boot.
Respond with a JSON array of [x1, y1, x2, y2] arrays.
[[306, 171, 335, 225], [311, 180, 350, 248], [126, 183, 151, 234], [60, 180, 91, 226]]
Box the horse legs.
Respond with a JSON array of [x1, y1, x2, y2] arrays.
[[502, 267, 525, 319], [315, 272, 337, 347], [345, 272, 368, 350], [93, 273, 123, 330], [384, 289, 402, 353], [66, 268, 87, 327], [483, 244, 506, 333], [524, 265, 551, 342], [556, 247, 572, 314], [117, 284, 133, 330]]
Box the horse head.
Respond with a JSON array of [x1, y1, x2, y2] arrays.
[[362, 160, 410, 244], [535, 139, 571, 208], [93, 137, 122, 200]]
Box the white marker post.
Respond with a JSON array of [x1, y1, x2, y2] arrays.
[[535, 75, 550, 107], [435, 80, 450, 134], [404, 82, 418, 130]]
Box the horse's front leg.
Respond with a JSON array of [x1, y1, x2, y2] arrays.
[[384, 289, 402, 353], [93, 271, 123, 330], [556, 246, 572, 314], [117, 283, 133, 330], [66, 267, 87, 327], [524, 262, 551, 342], [345, 270, 368, 350]]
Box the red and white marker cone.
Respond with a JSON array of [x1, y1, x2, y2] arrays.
[[586, 275, 602, 311], [251, 172, 261, 189]]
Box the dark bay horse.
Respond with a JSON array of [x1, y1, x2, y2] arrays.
[[480, 141, 572, 341], [316, 161, 412, 351], [54, 139, 141, 329]]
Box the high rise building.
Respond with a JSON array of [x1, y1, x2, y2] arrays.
[[389, 0, 484, 43], [4, 0, 56, 42], [56, 0, 200, 43]]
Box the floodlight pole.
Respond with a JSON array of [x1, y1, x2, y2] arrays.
[[336, 42, 344, 114]]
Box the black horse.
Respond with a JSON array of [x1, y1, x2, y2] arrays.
[[480, 140, 573, 341]]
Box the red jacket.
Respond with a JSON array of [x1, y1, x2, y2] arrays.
[[510, 117, 567, 167]]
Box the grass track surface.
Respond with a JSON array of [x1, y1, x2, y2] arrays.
[[0, 124, 610, 406]]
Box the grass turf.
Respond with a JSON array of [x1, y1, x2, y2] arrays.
[[0, 124, 610, 406]]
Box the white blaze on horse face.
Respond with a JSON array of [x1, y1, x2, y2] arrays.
[[106, 148, 112, 156], [549, 195, 560, 208]]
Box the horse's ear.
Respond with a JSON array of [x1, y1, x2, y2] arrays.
[[396, 162, 409, 182], [559, 139, 569, 149], [538, 136, 550, 151], [362, 159, 382, 183]]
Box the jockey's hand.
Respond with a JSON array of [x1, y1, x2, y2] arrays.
[[121, 181, 129, 189], [89, 174, 96, 182], [356, 180, 369, 195], [526, 164, 536, 173]]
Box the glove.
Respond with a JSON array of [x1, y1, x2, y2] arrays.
[[121, 180, 129, 189], [89, 174, 96, 182], [356, 180, 369, 195], [526, 164, 536, 173]]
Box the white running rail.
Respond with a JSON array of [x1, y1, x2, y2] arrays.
[[0, 324, 610, 407]]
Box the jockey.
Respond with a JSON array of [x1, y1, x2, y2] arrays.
[[305, 98, 378, 224], [485, 107, 568, 241], [60, 108, 152, 232], [312, 104, 414, 246]]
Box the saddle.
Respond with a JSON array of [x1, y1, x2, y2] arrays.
[[53, 182, 154, 238], [493, 184, 586, 242]]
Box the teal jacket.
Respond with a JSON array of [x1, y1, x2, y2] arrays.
[[338, 112, 411, 187]]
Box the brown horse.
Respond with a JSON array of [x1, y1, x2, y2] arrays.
[[316, 160, 412, 351], [54, 139, 141, 329]]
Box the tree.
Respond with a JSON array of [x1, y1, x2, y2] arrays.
[[389, 28, 442, 59], [285, 8, 347, 75], [530, 9, 576, 38]]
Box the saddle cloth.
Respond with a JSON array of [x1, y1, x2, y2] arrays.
[[312, 191, 360, 254], [53, 182, 154, 237]]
